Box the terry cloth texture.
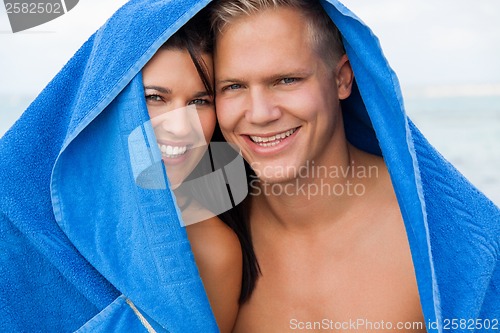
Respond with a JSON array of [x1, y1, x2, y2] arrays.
[[0, 0, 498, 331]]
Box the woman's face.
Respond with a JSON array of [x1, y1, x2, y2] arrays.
[[142, 49, 215, 188]]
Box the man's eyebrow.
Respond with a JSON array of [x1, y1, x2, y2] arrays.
[[267, 70, 312, 81], [215, 78, 242, 86], [144, 85, 172, 94], [216, 71, 312, 86]]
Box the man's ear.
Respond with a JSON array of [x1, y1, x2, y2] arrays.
[[335, 54, 354, 100]]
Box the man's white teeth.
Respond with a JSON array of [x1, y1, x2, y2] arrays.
[[158, 144, 188, 158], [250, 128, 297, 146], [258, 141, 280, 147]]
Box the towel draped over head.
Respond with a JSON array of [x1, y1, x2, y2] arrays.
[[0, 0, 498, 331]]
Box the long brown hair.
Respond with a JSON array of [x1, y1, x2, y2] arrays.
[[158, 9, 260, 303]]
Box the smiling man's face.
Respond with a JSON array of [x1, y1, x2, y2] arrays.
[[214, 7, 352, 183]]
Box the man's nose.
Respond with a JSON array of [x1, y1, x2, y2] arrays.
[[245, 88, 281, 124]]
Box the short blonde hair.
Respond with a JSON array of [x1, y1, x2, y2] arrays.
[[209, 0, 345, 67]]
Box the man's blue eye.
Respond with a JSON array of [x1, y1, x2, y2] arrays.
[[280, 78, 297, 84], [225, 84, 241, 91]]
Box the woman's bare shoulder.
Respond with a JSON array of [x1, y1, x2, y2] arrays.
[[186, 216, 242, 268], [186, 216, 242, 333]]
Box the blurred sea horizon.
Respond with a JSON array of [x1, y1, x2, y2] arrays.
[[1, 89, 499, 206], [404, 92, 500, 207]]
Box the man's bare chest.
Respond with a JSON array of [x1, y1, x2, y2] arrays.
[[234, 225, 425, 332]]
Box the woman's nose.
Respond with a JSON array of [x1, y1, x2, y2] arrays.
[[155, 105, 197, 139]]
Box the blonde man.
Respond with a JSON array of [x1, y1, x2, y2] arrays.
[[209, 0, 426, 331]]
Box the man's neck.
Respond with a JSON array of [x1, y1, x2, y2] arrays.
[[249, 143, 382, 232]]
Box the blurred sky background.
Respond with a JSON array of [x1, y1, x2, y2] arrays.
[[1, 0, 499, 203], [2, 0, 500, 95]]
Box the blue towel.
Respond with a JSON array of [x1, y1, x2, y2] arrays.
[[324, 1, 500, 328], [0, 0, 498, 332]]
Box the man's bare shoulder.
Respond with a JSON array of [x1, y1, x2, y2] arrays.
[[350, 147, 400, 211]]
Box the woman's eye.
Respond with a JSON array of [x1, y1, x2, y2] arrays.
[[189, 98, 211, 106], [145, 94, 163, 102]]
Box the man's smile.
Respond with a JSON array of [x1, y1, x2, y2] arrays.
[[240, 126, 301, 155], [248, 127, 299, 146]]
